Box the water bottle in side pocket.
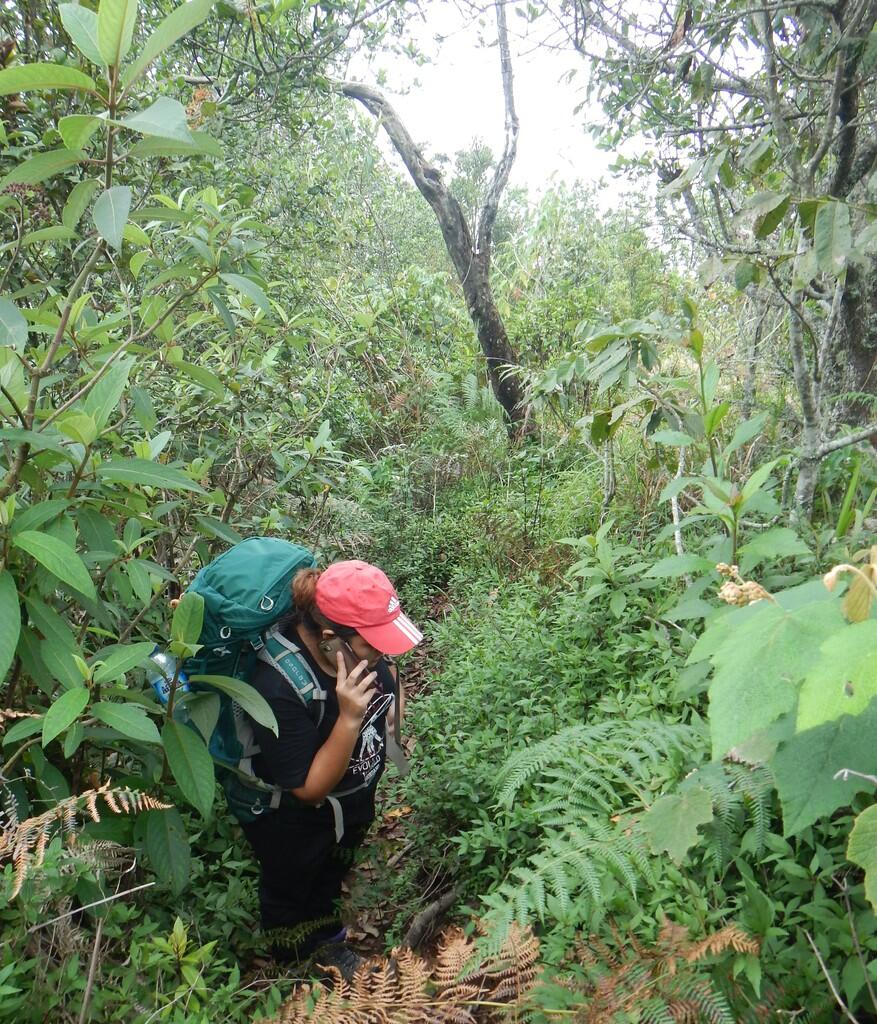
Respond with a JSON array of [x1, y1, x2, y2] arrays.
[[147, 648, 190, 704]]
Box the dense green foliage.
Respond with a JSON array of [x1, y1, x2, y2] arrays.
[[1, 1, 877, 1022]]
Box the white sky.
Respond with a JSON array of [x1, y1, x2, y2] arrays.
[[349, 1, 623, 201]]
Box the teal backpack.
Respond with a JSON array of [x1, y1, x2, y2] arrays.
[[178, 537, 328, 823]]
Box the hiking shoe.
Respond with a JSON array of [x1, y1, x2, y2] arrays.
[[313, 942, 365, 983]]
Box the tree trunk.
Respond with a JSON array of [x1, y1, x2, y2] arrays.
[[826, 260, 877, 433], [460, 256, 525, 424], [339, 2, 528, 432]]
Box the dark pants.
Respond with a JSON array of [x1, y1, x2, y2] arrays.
[[241, 803, 369, 960]]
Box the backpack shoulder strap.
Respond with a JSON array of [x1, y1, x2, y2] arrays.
[[258, 626, 327, 726]]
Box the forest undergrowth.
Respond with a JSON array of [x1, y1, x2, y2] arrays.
[[3, 1, 877, 1022]]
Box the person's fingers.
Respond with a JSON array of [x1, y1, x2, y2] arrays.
[[346, 659, 369, 683], [353, 671, 377, 692]]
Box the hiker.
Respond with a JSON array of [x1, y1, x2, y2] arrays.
[[240, 559, 423, 976]]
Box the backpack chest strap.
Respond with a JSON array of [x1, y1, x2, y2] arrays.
[[258, 628, 327, 724]]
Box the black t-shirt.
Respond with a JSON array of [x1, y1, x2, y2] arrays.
[[247, 625, 393, 827]]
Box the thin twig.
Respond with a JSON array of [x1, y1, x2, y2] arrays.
[[76, 916, 104, 1024], [804, 929, 861, 1024], [28, 881, 155, 933]]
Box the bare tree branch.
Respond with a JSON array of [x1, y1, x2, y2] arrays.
[[337, 3, 530, 429], [819, 423, 877, 456], [476, 0, 519, 256]]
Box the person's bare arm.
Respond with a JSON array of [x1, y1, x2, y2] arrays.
[[292, 653, 376, 803]]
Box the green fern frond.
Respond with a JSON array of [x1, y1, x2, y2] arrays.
[[544, 859, 572, 914], [497, 720, 702, 808], [599, 841, 641, 895], [642, 997, 676, 1024]]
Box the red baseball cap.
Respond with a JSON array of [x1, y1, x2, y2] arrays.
[[315, 560, 423, 656]]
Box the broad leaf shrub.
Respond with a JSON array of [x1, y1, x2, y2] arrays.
[[0, 3, 399, 1019]]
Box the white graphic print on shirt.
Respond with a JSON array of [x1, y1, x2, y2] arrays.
[[348, 691, 392, 784]]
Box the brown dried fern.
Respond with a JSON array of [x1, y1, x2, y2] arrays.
[[268, 923, 539, 1024], [1, 781, 170, 898], [570, 917, 760, 1023]]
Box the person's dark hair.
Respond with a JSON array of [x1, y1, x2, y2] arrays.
[[288, 567, 358, 639]]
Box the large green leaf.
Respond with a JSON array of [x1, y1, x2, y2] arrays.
[[0, 298, 28, 351], [171, 591, 204, 645], [0, 429, 73, 459], [848, 805, 877, 913], [815, 201, 852, 276], [174, 360, 225, 396], [645, 554, 715, 578], [0, 570, 20, 684], [194, 515, 242, 545], [707, 597, 844, 758], [0, 64, 96, 95], [59, 4, 106, 66], [773, 699, 877, 835], [734, 260, 758, 291], [0, 149, 85, 190], [58, 114, 103, 151], [797, 621, 877, 731], [124, 0, 215, 86], [220, 272, 270, 314], [752, 192, 790, 238], [189, 675, 279, 734], [93, 186, 132, 251], [121, 97, 194, 143], [92, 641, 154, 684], [125, 559, 153, 605], [13, 530, 96, 600], [96, 457, 206, 493], [63, 179, 101, 230], [639, 787, 714, 863], [56, 411, 98, 447], [740, 457, 779, 504], [4, 715, 43, 746], [24, 596, 82, 690], [127, 131, 222, 160], [181, 692, 220, 744], [83, 356, 135, 430], [97, 0, 139, 67], [737, 527, 810, 574], [145, 807, 191, 894], [42, 686, 89, 746], [650, 429, 696, 446], [722, 413, 767, 457], [162, 720, 215, 819], [21, 225, 78, 247], [93, 701, 160, 743]]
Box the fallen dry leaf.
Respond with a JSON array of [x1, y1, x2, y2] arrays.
[[384, 805, 413, 820]]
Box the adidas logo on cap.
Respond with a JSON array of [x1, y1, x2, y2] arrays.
[[387, 595, 400, 614]]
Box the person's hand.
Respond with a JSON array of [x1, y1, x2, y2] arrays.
[[335, 651, 377, 727]]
